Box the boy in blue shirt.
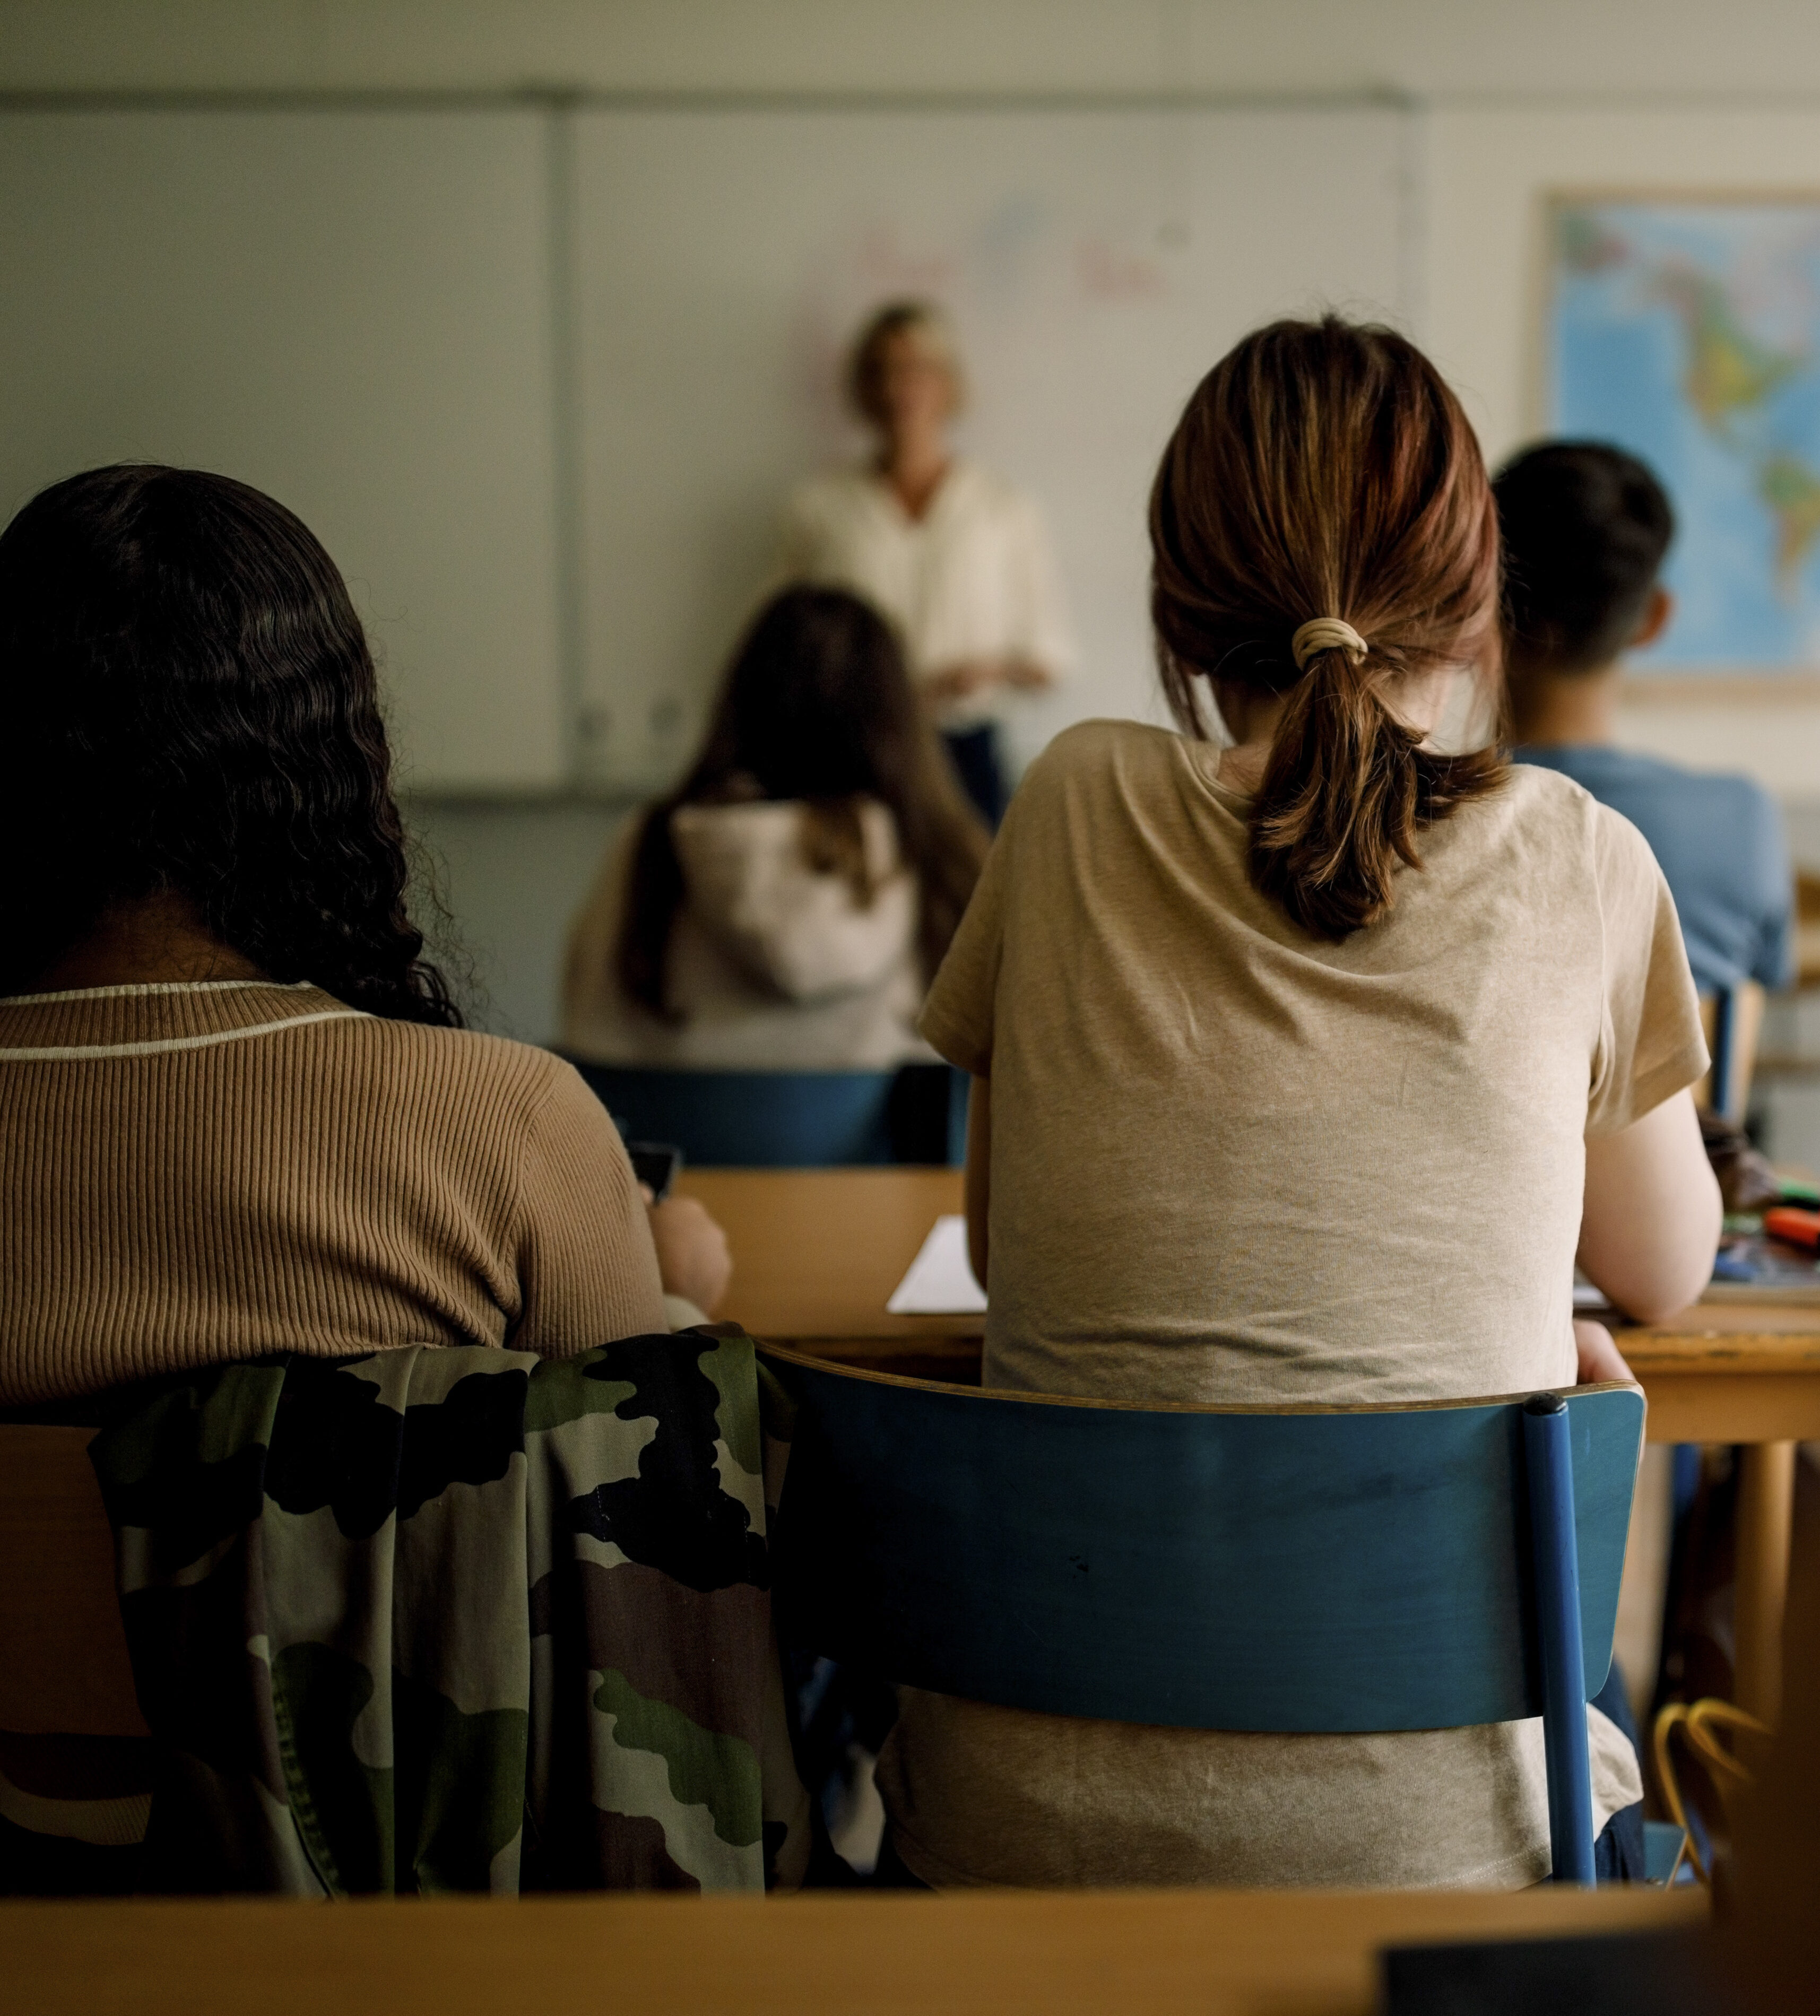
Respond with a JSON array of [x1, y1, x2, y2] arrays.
[[1496, 441, 1793, 996]]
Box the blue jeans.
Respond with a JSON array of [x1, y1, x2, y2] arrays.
[[1591, 1659, 1646, 1881]]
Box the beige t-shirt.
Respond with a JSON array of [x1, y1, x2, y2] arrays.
[[877, 719, 1706, 1888]]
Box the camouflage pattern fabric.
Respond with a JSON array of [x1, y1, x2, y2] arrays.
[[0, 1733, 155, 1896], [83, 1327, 809, 1896]]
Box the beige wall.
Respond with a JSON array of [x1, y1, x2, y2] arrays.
[[0, 108, 569, 794], [1425, 106, 1820, 796], [3, 0, 1819, 98], [14, 1, 1820, 1044], [13, 5, 1820, 801]]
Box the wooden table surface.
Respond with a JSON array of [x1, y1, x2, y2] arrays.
[[0, 1885, 1705, 2016], [679, 1167, 979, 1343], [678, 1166, 1819, 1722], [678, 1166, 1820, 1432]]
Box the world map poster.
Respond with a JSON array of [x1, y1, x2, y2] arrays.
[[1547, 197, 1820, 680]]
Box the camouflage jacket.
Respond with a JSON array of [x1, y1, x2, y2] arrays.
[[84, 1327, 810, 1895]]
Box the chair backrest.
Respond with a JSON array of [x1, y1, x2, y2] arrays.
[[565, 1060, 963, 1168], [0, 1424, 144, 1739], [1696, 980, 1765, 1125], [765, 1347, 1641, 1741]]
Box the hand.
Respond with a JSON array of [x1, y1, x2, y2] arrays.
[[1001, 656, 1056, 691], [642, 1189, 733, 1317], [1573, 1318, 1637, 1387], [922, 658, 1001, 704]]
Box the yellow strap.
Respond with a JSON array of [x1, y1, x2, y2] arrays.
[[1650, 1698, 1771, 1888]]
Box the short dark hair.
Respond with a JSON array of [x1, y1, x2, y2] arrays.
[[0, 463, 461, 1021], [1493, 441, 1674, 675]]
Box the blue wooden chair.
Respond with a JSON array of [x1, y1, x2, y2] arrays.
[[762, 1348, 1645, 1884], [1698, 979, 1764, 1125], [564, 1060, 966, 1168]]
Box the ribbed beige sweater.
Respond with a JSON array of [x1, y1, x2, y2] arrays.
[[0, 981, 669, 1404]]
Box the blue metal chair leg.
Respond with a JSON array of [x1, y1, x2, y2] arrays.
[[1524, 1392, 1597, 1883]]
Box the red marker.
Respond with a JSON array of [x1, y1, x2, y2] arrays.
[[1764, 1205, 1820, 1250]]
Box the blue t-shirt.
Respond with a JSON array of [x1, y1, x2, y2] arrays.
[[1515, 744, 1792, 995]]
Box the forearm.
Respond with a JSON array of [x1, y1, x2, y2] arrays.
[[1578, 1088, 1721, 1322]]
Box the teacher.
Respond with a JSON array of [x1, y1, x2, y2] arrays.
[[779, 301, 1074, 828]]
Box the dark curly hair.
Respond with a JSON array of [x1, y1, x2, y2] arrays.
[[0, 463, 461, 1022]]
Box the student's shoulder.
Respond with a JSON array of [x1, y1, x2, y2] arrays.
[[1580, 749, 1781, 869], [1009, 718, 1178, 812], [1502, 754, 1605, 823], [345, 1015, 595, 1127], [1501, 753, 1632, 829], [1527, 743, 1774, 821], [1495, 759, 1660, 884], [1674, 761, 1783, 835], [1024, 716, 1182, 779]]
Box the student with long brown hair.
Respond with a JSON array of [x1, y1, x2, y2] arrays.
[[562, 585, 986, 1069], [875, 318, 1721, 1888]]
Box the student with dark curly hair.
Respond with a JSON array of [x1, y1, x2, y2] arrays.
[[0, 464, 724, 1405]]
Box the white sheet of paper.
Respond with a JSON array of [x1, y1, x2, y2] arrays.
[[886, 1214, 988, 1315]]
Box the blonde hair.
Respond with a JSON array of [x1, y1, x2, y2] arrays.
[[847, 301, 964, 425]]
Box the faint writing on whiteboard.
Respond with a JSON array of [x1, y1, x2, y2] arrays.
[[853, 224, 959, 298], [797, 204, 1175, 449], [1076, 238, 1167, 301]]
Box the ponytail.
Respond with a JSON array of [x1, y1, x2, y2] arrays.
[[1250, 646, 1502, 940], [1149, 317, 1505, 941]]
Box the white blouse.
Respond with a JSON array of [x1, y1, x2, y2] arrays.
[[778, 458, 1074, 729]]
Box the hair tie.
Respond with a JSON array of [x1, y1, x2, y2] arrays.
[[1290, 618, 1368, 671]]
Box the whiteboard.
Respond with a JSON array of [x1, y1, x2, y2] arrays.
[[574, 106, 1411, 794], [0, 109, 565, 792]]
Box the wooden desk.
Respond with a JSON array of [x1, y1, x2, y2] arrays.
[[679, 1168, 973, 1342], [0, 1885, 1705, 2016], [678, 1168, 984, 1383], [1619, 1308, 1817, 1725], [680, 1168, 1819, 1724]]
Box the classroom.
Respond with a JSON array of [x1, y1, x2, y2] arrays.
[[0, 3, 1816, 2011]]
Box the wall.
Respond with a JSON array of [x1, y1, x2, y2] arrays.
[[0, 108, 569, 793], [6, 1, 1820, 99], [569, 102, 1410, 791], [408, 798, 625, 1044], [12, 2, 1820, 1071], [1425, 106, 1820, 795]]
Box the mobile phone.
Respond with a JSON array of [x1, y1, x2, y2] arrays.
[[627, 1141, 682, 1202]]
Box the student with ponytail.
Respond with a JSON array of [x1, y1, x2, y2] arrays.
[[873, 318, 1721, 1889]]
